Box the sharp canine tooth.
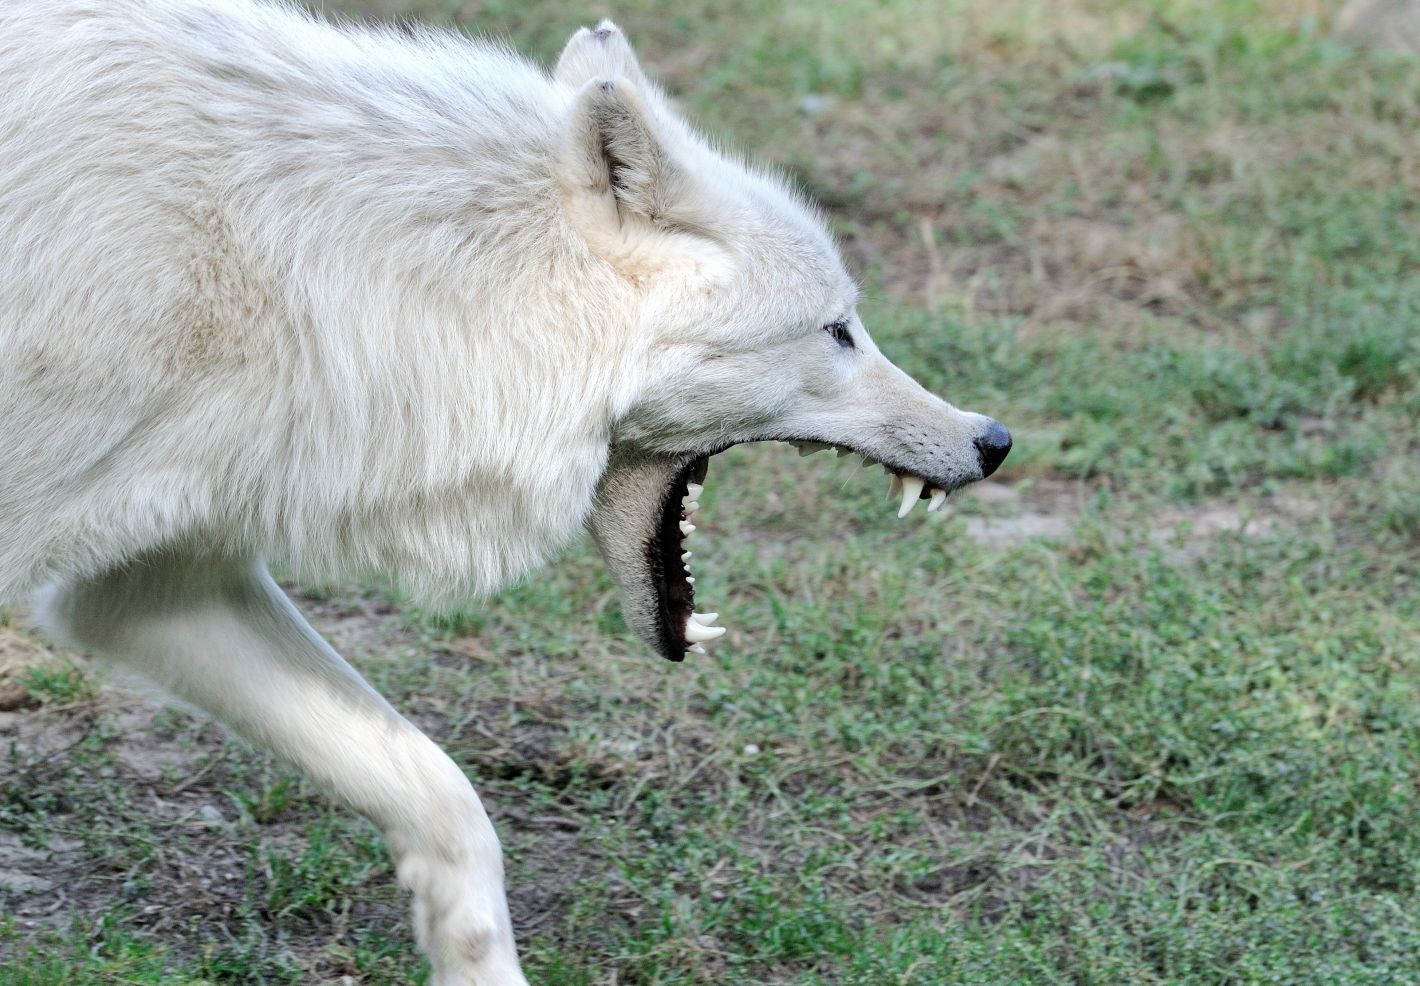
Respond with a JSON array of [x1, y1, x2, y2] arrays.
[[681, 551, 692, 562], [888, 473, 903, 498], [685, 622, 726, 643], [687, 483, 704, 499], [691, 612, 719, 625], [691, 644, 707, 655], [679, 521, 695, 536], [898, 476, 925, 517], [928, 488, 947, 512]]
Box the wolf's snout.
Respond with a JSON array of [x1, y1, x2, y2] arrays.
[[973, 420, 1012, 478]]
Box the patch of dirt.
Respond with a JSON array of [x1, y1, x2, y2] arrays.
[[775, 76, 1219, 329], [951, 480, 1082, 549], [1338, 0, 1420, 53], [2, 694, 251, 936], [944, 478, 1324, 555]]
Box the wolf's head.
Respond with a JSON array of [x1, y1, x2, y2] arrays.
[[554, 22, 1010, 662]]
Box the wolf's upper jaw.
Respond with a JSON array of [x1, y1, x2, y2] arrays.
[[790, 442, 954, 517]]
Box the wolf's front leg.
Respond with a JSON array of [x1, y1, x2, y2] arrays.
[[40, 550, 530, 986]]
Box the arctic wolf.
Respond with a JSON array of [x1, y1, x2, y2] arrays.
[[0, 1, 1010, 981]]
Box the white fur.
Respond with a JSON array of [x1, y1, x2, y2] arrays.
[[0, 0, 628, 608], [1, 2, 1004, 981]]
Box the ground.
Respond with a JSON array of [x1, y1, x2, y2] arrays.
[[3, 1, 1419, 983]]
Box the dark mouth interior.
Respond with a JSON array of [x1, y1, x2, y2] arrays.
[[643, 439, 951, 661], [650, 455, 708, 661]]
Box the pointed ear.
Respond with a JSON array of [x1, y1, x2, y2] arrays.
[[557, 76, 727, 277], [558, 77, 691, 230], [555, 20, 649, 90]]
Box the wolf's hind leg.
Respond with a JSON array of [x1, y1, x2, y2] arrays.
[[40, 550, 530, 986]]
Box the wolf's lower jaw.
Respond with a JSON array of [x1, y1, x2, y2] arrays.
[[665, 441, 955, 660], [676, 481, 721, 655]]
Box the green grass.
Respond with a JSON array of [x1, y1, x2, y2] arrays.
[[4, 1, 1420, 983]]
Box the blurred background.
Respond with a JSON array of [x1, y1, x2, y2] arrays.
[[3, 1, 1418, 983]]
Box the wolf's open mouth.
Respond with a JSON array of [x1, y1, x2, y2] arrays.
[[645, 442, 954, 661]]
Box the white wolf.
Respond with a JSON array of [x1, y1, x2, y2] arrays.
[[0, 1, 1010, 982]]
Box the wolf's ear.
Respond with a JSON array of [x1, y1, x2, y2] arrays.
[[555, 20, 648, 89], [558, 76, 706, 266], [560, 78, 682, 221]]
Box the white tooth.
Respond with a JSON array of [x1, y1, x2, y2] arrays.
[[691, 644, 707, 655], [898, 476, 925, 518], [887, 473, 902, 498], [679, 521, 695, 536], [682, 500, 700, 514], [681, 551, 692, 562], [685, 621, 726, 643], [687, 576, 695, 584], [687, 482, 704, 499], [797, 441, 831, 456], [928, 488, 947, 512], [691, 611, 719, 625]]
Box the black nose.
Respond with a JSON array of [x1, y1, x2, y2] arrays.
[[973, 420, 1012, 478]]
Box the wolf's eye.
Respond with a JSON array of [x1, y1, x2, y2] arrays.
[[825, 320, 855, 350]]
